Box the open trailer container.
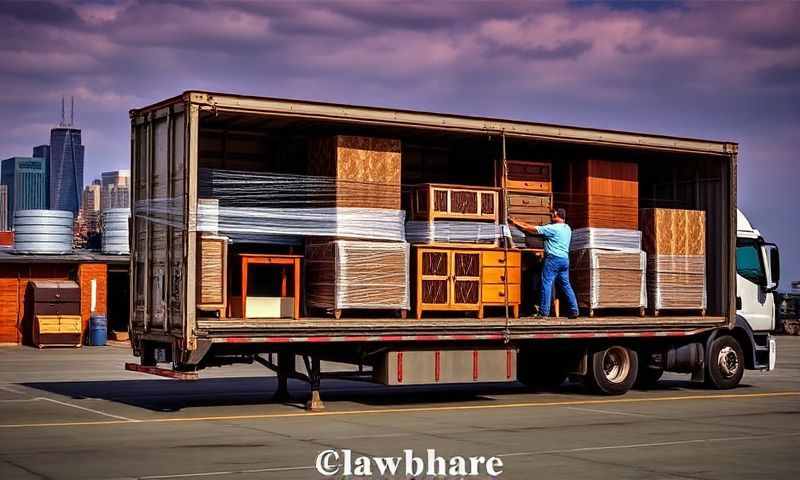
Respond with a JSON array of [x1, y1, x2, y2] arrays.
[[126, 91, 760, 408]]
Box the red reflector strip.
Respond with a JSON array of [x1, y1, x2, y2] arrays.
[[472, 351, 479, 381], [397, 352, 403, 384], [506, 350, 513, 379], [435, 351, 441, 382]]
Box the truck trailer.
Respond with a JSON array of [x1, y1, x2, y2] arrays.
[[126, 91, 779, 409]]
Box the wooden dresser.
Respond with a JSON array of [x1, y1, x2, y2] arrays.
[[414, 246, 520, 319], [503, 160, 554, 241]]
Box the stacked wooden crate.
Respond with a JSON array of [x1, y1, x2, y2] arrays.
[[640, 208, 706, 315], [555, 159, 638, 230], [569, 229, 646, 316], [305, 135, 410, 317]]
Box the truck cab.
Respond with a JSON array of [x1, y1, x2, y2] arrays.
[[735, 209, 779, 370]]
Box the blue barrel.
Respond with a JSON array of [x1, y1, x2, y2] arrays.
[[88, 314, 107, 346]]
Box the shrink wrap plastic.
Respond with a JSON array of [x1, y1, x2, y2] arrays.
[[647, 255, 706, 310], [405, 221, 511, 245], [305, 240, 410, 310], [134, 169, 406, 242], [570, 228, 642, 252], [570, 249, 647, 310]]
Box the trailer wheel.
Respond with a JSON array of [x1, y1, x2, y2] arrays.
[[705, 335, 744, 389], [586, 346, 638, 395]]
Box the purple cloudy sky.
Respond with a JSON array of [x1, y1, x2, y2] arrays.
[[1, 0, 798, 285]]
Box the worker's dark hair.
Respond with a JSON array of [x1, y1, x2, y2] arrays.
[[555, 208, 566, 220]]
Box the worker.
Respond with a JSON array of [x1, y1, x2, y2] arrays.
[[510, 208, 579, 319]]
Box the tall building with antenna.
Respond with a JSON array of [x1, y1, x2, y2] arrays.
[[49, 96, 84, 216]]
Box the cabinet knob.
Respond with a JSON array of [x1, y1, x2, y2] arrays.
[[499, 291, 505, 297], [500, 276, 505, 282]]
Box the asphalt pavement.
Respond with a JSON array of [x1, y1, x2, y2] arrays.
[[0, 337, 799, 479]]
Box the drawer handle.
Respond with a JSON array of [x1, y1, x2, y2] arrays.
[[498, 258, 505, 263], [498, 291, 505, 297], [500, 275, 505, 282]]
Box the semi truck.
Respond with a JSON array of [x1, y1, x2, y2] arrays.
[[125, 91, 778, 409]]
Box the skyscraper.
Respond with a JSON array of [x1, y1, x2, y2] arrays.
[[0, 185, 8, 231], [101, 169, 130, 209], [49, 127, 84, 216], [32, 145, 50, 208], [46, 96, 84, 216], [82, 180, 102, 233], [1, 157, 47, 228]]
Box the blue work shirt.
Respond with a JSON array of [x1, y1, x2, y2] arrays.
[[536, 222, 572, 259]]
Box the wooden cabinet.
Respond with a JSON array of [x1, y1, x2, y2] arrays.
[[505, 161, 552, 192], [196, 234, 228, 317], [415, 247, 520, 319], [411, 184, 499, 223], [480, 250, 521, 319]]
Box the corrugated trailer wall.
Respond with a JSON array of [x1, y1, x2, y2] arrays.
[[130, 101, 191, 355]]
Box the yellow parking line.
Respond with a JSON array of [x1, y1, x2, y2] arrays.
[[1, 390, 798, 429]]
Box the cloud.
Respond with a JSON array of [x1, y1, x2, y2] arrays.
[[0, 0, 798, 280]]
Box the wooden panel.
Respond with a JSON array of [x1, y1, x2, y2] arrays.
[[482, 284, 520, 303], [556, 159, 639, 229], [482, 267, 521, 284], [481, 251, 521, 267], [640, 208, 706, 256], [196, 235, 227, 311], [308, 135, 402, 209]]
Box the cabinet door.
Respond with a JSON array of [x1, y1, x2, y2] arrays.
[[451, 251, 481, 307], [450, 190, 479, 215], [432, 188, 449, 215], [479, 192, 496, 217], [419, 249, 450, 306]]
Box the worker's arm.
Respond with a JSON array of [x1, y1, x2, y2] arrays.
[[508, 217, 539, 234]]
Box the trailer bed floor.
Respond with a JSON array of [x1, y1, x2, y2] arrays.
[[197, 315, 726, 341]]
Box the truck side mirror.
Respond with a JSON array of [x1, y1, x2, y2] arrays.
[[768, 244, 780, 289], [764, 243, 780, 292]]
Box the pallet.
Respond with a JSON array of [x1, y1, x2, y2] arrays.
[[317, 308, 409, 320], [651, 308, 706, 317], [586, 306, 646, 318]]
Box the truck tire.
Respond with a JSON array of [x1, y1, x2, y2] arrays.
[[586, 346, 638, 395], [705, 335, 744, 389]]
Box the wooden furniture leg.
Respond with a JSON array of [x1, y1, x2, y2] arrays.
[[241, 257, 248, 319], [281, 268, 287, 297], [293, 258, 301, 320]]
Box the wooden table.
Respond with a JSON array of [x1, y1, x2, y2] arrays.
[[240, 254, 303, 320]]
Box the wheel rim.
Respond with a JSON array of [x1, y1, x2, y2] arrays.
[[602, 347, 630, 384], [717, 346, 740, 379]]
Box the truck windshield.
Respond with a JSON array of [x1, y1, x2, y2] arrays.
[[736, 238, 766, 285]]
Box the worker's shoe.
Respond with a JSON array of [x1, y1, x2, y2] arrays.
[[567, 312, 579, 319]]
